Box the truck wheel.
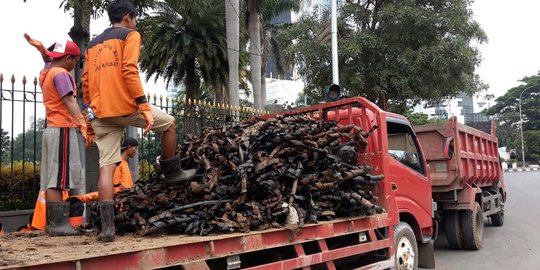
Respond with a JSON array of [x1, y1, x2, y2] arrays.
[[490, 204, 504, 226], [460, 202, 484, 250], [394, 222, 418, 270], [444, 210, 464, 249]]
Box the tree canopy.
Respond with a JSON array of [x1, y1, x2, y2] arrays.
[[0, 129, 9, 162], [277, 0, 487, 113], [138, 0, 228, 101], [484, 74, 540, 162]]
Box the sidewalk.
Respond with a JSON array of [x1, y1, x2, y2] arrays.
[[504, 167, 540, 172]]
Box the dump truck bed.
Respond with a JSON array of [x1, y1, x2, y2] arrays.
[[415, 117, 503, 193], [1, 214, 391, 270]]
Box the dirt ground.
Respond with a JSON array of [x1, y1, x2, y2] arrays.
[[0, 230, 234, 269]]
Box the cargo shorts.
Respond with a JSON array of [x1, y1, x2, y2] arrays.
[[91, 105, 175, 167]]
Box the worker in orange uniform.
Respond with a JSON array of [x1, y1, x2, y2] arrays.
[[82, 0, 195, 242], [68, 137, 138, 204], [24, 33, 90, 236]]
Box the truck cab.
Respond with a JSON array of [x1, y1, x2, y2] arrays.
[[278, 97, 436, 268], [386, 114, 435, 244]]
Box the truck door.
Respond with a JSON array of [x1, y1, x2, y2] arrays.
[[386, 118, 433, 232]]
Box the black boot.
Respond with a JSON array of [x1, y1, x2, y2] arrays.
[[45, 202, 80, 236], [159, 152, 196, 184], [97, 200, 115, 242]]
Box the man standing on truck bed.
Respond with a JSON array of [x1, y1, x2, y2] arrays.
[[25, 33, 89, 236], [82, 0, 195, 242]]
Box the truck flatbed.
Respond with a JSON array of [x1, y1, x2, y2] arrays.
[[1, 214, 392, 270]]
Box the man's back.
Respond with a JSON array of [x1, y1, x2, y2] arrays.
[[83, 27, 145, 118]]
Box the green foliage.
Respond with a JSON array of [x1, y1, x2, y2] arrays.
[[58, 0, 156, 18], [484, 74, 540, 162], [138, 134, 161, 164], [525, 130, 540, 162], [404, 111, 442, 126], [0, 161, 40, 211], [277, 0, 487, 108], [0, 129, 9, 162], [11, 118, 46, 162], [138, 159, 156, 181], [138, 0, 228, 101]]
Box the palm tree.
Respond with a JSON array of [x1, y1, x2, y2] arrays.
[[247, 0, 263, 110], [138, 0, 228, 101], [260, 0, 302, 105], [247, 0, 303, 110], [226, 0, 240, 109], [138, 0, 228, 135]]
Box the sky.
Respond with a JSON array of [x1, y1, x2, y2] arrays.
[[1, 0, 539, 135]]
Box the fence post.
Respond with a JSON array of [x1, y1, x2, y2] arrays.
[[127, 126, 139, 181]]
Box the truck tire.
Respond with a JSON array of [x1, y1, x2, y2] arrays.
[[490, 204, 504, 226], [394, 222, 418, 270], [444, 210, 464, 250], [460, 202, 484, 250]]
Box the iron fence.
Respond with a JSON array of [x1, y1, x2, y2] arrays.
[[0, 73, 266, 211], [136, 94, 266, 180], [0, 74, 43, 211]]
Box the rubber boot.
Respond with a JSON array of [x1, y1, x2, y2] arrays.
[[159, 152, 196, 184], [97, 200, 115, 242], [45, 202, 80, 236]]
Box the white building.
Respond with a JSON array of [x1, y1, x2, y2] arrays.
[[413, 92, 494, 124]]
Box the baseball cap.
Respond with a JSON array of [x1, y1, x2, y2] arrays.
[[121, 137, 139, 150], [47, 40, 81, 58]]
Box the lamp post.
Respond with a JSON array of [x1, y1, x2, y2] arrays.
[[519, 84, 538, 167]]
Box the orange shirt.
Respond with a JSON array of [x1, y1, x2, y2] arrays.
[[73, 160, 133, 203], [113, 159, 133, 192], [82, 27, 146, 118], [40, 67, 77, 127]]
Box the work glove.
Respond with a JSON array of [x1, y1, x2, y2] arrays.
[[139, 103, 154, 136], [82, 111, 96, 149], [24, 33, 48, 55], [74, 114, 88, 142]]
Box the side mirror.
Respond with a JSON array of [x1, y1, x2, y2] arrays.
[[324, 84, 341, 102], [444, 137, 455, 160]]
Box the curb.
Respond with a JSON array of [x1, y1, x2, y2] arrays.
[[504, 167, 540, 172]]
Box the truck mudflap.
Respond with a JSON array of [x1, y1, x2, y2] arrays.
[[418, 240, 435, 269]]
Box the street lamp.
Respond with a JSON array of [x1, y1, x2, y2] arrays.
[[519, 84, 538, 167]]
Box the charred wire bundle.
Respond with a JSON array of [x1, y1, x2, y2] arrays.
[[95, 116, 384, 236]]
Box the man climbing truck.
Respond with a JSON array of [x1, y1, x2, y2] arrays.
[[1, 97, 439, 269], [416, 117, 506, 250]]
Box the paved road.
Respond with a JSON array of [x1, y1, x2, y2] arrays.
[[425, 171, 540, 269]]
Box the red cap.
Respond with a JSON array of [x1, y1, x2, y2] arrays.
[[47, 40, 81, 58]]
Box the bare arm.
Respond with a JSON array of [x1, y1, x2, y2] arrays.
[[24, 33, 52, 63]]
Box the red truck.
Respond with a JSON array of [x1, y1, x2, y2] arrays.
[[1, 97, 437, 269], [415, 117, 506, 250]]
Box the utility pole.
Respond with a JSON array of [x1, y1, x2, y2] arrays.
[[331, 0, 339, 85]]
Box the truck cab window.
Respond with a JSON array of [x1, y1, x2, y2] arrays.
[[387, 120, 426, 175]]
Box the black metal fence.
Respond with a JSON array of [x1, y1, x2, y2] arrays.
[[0, 73, 265, 211], [136, 94, 265, 180], [0, 74, 43, 211]]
